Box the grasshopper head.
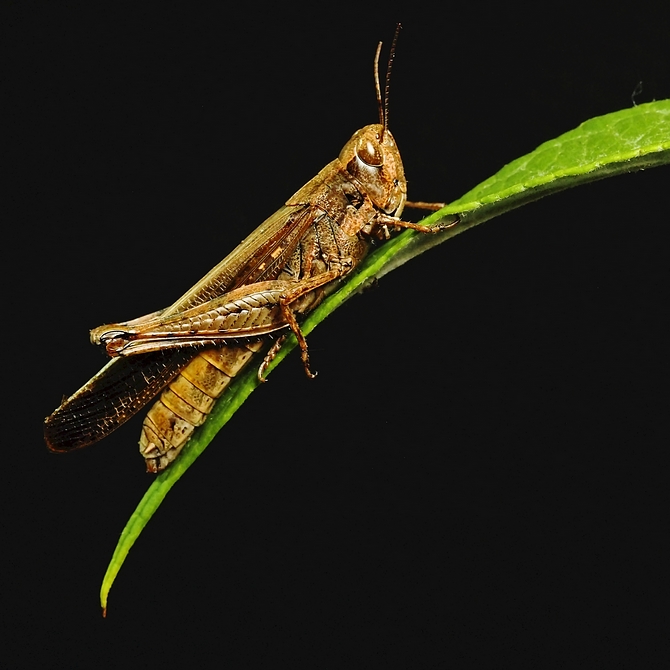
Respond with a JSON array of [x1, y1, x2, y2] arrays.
[[339, 123, 407, 217]]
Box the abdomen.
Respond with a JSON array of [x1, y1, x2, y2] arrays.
[[139, 341, 263, 472]]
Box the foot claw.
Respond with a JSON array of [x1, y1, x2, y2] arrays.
[[431, 214, 460, 231]]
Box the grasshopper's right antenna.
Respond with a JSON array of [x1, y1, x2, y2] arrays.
[[374, 41, 384, 128]]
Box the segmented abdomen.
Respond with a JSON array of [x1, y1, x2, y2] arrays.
[[139, 341, 263, 472]]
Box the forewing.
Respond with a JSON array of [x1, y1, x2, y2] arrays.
[[164, 204, 313, 313], [45, 203, 317, 450]]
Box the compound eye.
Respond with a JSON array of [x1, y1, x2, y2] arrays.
[[356, 137, 383, 167]]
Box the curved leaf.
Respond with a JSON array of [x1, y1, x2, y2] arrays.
[[101, 99, 670, 613]]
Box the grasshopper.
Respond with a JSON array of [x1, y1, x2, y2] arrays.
[[44, 29, 458, 472]]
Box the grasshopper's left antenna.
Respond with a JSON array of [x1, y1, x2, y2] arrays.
[[383, 23, 401, 135]]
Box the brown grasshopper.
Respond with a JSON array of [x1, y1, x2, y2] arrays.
[[44, 30, 458, 472]]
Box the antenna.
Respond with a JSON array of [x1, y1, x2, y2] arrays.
[[374, 41, 384, 127], [383, 23, 401, 134]]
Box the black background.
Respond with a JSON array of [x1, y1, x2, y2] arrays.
[[5, 3, 670, 666]]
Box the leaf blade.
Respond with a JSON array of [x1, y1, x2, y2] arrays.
[[100, 99, 670, 612]]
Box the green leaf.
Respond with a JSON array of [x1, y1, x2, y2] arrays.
[[100, 100, 670, 613]]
